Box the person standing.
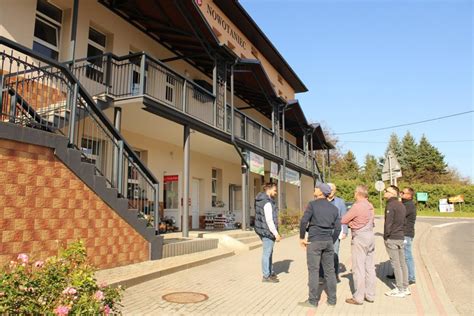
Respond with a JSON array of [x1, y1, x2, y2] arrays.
[[322, 183, 348, 282], [254, 183, 281, 283], [342, 185, 376, 305], [402, 187, 417, 284], [383, 185, 409, 298], [298, 183, 341, 308]]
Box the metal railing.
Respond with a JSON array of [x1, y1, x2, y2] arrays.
[[68, 51, 318, 173], [0, 37, 160, 232]]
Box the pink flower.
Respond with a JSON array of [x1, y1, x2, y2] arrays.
[[62, 287, 77, 295], [103, 304, 111, 315], [54, 305, 70, 316], [34, 261, 44, 268], [17, 253, 29, 263], [94, 290, 104, 301]]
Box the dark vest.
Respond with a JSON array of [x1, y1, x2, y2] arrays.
[[254, 192, 278, 239]]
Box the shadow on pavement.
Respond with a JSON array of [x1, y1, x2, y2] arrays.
[[376, 260, 394, 289], [273, 259, 294, 275], [341, 272, 355, 293]]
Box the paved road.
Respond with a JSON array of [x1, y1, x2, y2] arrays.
[[423, 219, 474, 315], [120, 218, 457, 315]]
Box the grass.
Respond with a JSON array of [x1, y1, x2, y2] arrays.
[[374, 208, 474, 218]]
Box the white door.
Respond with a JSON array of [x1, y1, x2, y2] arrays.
[[191, 179, 200, 229]]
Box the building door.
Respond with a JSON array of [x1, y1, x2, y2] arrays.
[[191, 179, 200, 229]]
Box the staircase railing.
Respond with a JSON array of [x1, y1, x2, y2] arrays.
[[0, 36, 160, 232]]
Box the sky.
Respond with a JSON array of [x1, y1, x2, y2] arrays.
[[240, 0, 473, 181]]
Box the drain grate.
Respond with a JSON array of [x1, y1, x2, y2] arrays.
[[162, 292, 209, 304]]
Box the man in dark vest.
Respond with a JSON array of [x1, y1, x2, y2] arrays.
[[254, 182, 281, 283], [298, 182, 341, 308]]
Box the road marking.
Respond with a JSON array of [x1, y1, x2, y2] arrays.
[[432, 221, 471, 228]]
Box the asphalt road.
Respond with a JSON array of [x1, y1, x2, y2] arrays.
[[420, 217, 474, 315]]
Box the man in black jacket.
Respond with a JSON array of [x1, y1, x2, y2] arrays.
[[298, 182, 341, 308], [402, 187, 417, 284], [383, 185, 409, 298], [254, 183, 281, 283]]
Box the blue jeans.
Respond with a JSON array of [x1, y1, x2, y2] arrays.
[[260, 236, 275, 278], [404, 236, 415, 282]]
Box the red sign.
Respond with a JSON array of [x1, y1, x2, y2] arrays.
[[164, 175, 179, 183]]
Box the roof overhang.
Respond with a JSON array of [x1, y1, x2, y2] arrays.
[[311, 123, 335, 150], [214, 0, 308, 93]]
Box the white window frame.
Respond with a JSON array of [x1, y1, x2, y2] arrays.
[[88, 27, 106, 57], [33, 3, 62, 58], [86, 27, 106, 82]]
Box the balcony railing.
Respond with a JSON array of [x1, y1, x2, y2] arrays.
[[69, 52, 317, 173], [0, 37, 160, 231]]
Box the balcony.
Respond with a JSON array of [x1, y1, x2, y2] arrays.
[[70, 53, 317, 174]]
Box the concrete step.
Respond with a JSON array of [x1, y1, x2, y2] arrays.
[[248, 240, 263, 251], [236, 235, 261, 244], [162, 238, 219, 258], [225, 231, 256, 239], [95, 247, 235, 288]]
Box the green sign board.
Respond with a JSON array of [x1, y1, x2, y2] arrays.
[[416, 192, 428, 202]]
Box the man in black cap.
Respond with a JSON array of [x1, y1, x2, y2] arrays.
[[298, 182, 341, 308]]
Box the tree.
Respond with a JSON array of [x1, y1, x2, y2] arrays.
[[361, 154, 380, 183], [339, 150, 360, 180], [415, 135, 448, 183], [400, 131, 418, 182], [385, 133, 402, 159]]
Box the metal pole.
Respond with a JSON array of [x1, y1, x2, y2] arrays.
[[230, 64, 234, 140], [139, 54, 146, 95], [326, 149, 331, 182], [281, 107, 287, 209], [70, 0, 79, 67], [68, 83, 78, 145], [277, 164, 282, 210], [183, 125, 190, 237], [212, 60, 217, 127], [153, 183, 160, 234], [298, 178, 303, 216], [117, 140, 124, 195]]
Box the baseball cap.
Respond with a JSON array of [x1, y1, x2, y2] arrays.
[[315, 182, 332, 197]]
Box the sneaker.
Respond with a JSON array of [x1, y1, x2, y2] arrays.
[[402, 288, 411, 296], [385, 288, 405, 298], [386, 274, 395, 279], [269, 273, 279, 280], [262, 276, 279, 283], [297, 300, 317, 308]]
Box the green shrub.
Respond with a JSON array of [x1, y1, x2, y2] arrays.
[[279, 209, 301, 235], [0, 241, 123, 315], [331, 180, 474, 212]]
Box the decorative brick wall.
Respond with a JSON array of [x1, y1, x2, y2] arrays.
[[0, 139, 149, 269]]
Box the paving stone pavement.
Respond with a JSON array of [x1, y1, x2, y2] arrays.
[[120, 218, 457, 315]]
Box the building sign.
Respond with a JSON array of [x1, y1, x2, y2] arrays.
[[249, 152, 264, 175], [285, 168, 300, 186], [270, 162, 279, 179], [206, 3, 247, 49], [164, 175, 179, 183]]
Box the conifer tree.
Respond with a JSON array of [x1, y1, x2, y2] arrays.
[[416, 135, 447, 183], [341, 150, 360, 180], [400, 131, 418, 181], [385, 133, 402, 159], [362, 154, 379, 183]]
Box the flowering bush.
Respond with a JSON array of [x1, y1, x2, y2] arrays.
[[0, 241, 123, 315]]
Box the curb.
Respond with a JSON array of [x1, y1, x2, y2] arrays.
[[418, 223, 459, 315]]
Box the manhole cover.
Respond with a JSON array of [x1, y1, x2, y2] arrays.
[[162, 292, 208, 304]]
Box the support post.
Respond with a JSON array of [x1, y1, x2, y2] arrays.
[[299, 179, 303, 216], [182, 80, 187, 112], [105, 54, 112, 95], [139, 54, 146, 95], [281, 106, 287, 209], [230, 64, 234, 140], [212, 60, 217, 127], [68, 83, 78, 145], [117, 140, 124, 195], [153, 183, 160, 234], [113, 107, 122, 188], [277, 164, 282, 209], [69, 0, 79, 67], [183, 125, 190, 237], [241, 152, 248, 230], [326, 149, 331, 182]]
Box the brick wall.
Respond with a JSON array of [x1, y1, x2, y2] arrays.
[[0, 139, 149, 269]]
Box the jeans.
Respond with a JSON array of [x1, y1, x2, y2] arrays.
[[319, 239, 340, 278], [307, 240, 337, 305], [385, 239, 408, 290], [404, 236, 415, 282], [260, 236, 275, 278]]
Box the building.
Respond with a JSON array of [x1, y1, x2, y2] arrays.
[[0, 0, 333, 268]]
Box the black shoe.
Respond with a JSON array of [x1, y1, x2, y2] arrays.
[[298, 300, 317, 308], [409, 280, 416, 285], [386, 274, 395, 279], [364, 298, 374, 303], [262, 276, 279, 283]]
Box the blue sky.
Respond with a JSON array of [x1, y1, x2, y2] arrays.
[[241, 0, 473, 181]]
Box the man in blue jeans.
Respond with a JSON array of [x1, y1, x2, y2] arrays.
[[298, 182, 341, 308], [254, 183, 281, 283], [387, 187, 417, 285]]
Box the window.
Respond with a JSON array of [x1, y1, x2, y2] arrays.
[[86, 27, 106, 82], [33, 0, 62, 60], [211, 168, 222, 207], [165, 74, 176, 103]]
